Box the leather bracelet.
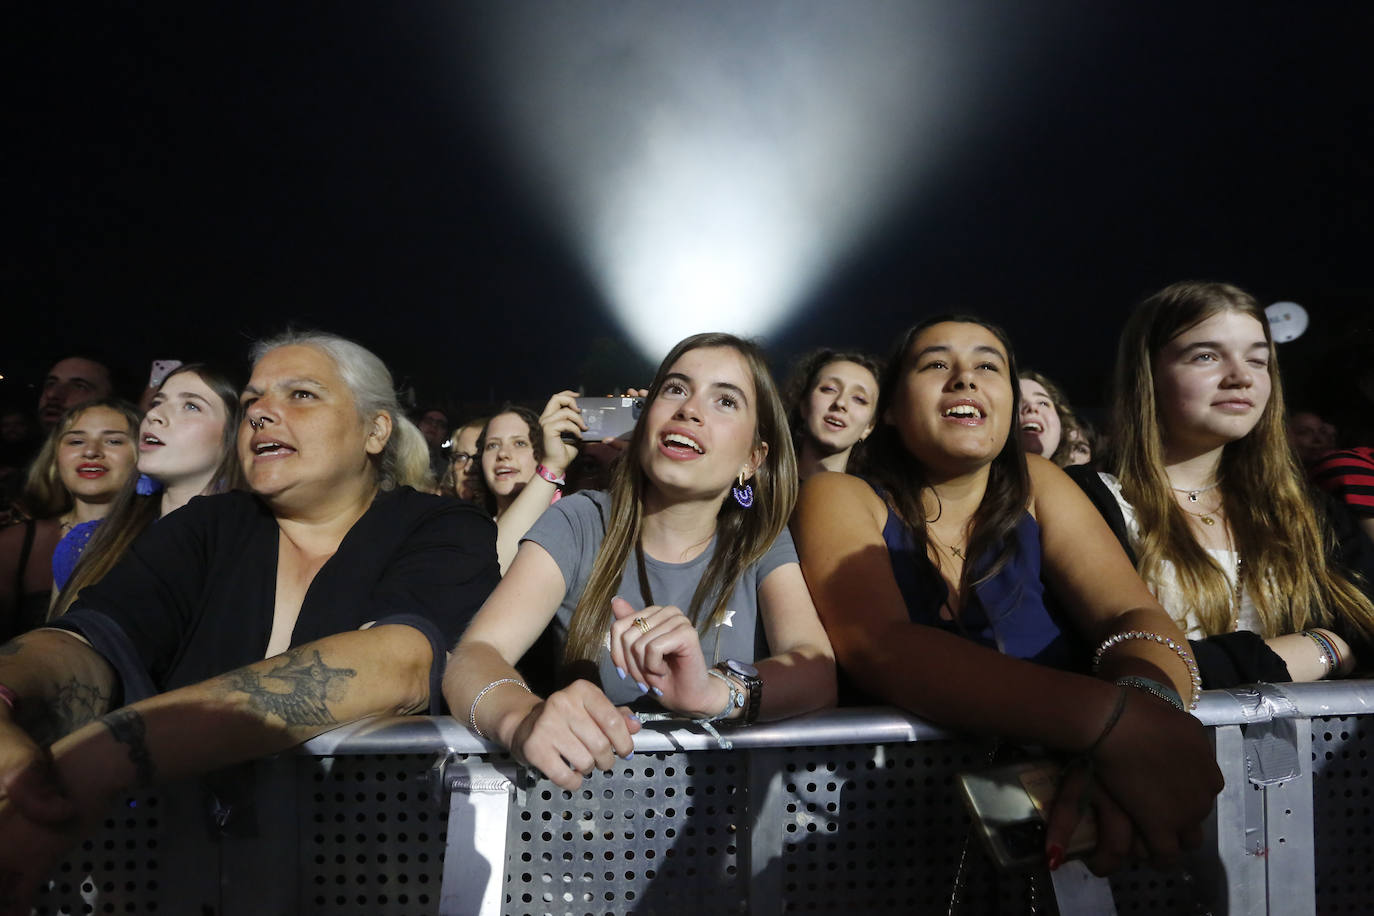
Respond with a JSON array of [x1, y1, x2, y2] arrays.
[[535, 463, 566, 487]]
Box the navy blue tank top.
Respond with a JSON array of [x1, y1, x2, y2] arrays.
[[877, 488, 1080, 670]]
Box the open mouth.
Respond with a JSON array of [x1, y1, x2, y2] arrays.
[[943, 405, 985, 420], [661, 432, 705, 455], [1020, 421, 1043, 433], [493, 466, 520, 478], [140, 434, 165, 451], [823, 415, 847, 430], [252, 440, 295, 457], [76, 464, 108, 478]]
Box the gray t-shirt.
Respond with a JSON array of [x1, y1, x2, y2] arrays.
[[522, 490, 798, 705]]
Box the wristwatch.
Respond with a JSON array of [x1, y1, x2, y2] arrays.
[[715, 659, 762, 724]]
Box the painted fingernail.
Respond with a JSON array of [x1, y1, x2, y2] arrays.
[[1046, 844, 1064, 871], [636, 681, 649, 694], [615, 666, 627, 680], [628, 713, 641, 723], [651, 686, 663, 697]]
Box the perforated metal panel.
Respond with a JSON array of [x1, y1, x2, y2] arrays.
[[299, 752, 455, 916], [505, 751, 744, 916], [34, 790, 167, 916], [1312, 715, 1373, 915]]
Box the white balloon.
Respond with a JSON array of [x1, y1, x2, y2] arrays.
[[1265, 301, 1309, 343]]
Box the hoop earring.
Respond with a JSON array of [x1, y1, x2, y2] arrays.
[[732, 471, 755, 509]]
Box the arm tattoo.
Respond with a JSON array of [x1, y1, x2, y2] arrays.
[[101, 708, 157, 787], [222, 648, 357, 727], [29, 678, 111, 745]]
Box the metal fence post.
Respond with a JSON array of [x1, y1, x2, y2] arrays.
[[435, 755, 519, 916]]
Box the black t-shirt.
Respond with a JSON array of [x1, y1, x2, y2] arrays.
[[53, 487, 498, 712]]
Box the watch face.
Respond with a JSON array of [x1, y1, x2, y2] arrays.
[[726, 659, 759, 679]]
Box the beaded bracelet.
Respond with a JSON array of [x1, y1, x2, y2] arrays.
[[1115, 675, 1185, 712], [1093, 630, 1202, 710], [468, 677, 531, 739], [0, 683, 18, 714], [1301, 630, 1338, 678]]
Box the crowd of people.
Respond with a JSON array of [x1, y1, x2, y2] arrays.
[[0, 279, 1371, 910]]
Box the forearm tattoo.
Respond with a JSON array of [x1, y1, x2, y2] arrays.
[[222, 648, 357, 727], [102, 708, 157, 787]]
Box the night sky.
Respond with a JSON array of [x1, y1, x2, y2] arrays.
[[8, 2, 1372, 421]]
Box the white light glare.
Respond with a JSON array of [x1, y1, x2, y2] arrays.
[[477, 2, 995, 361]]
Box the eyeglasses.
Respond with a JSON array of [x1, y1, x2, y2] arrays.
[[451, 451, 476, 466]]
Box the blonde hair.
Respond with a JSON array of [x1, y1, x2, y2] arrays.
[[562, 333, 798, 667], [1112, 280, 1374, 643], [20, 399, 140, 520]]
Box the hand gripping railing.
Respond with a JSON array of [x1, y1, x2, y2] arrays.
[[297, 679, 1374, 916]]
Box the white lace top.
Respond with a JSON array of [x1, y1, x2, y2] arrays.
[[1097, 472, 1261, 639]]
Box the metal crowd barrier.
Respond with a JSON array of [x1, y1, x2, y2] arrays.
[[33, 680, 1374, 915]]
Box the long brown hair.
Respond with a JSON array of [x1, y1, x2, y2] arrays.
[[50, 365, 245, 619], [562, 333, 798, 666], [473, 405, 543, 517], [1019, 369, 1078, 467], [783, 348, 884, 471], [1112, 280, 1374, 642], [857, 315, 1031, 603]]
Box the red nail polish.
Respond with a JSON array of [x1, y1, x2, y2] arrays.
[[1046, 844, 1064, 871]]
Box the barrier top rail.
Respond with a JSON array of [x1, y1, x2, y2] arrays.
[[301, 678, 1374, 757]]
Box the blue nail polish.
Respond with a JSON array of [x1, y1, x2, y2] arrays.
[[651, 686, 663, 697], [615, 666, 627, 680], [628, 713, 641, 723], [624, 750, 634, 760], [636, 681, 649, 694]]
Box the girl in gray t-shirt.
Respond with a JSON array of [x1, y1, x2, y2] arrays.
[[445, 333, 836, 792]]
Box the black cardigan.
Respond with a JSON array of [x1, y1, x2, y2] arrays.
[[1065, 465, 1374, 688], [54, 487, 499, 712]]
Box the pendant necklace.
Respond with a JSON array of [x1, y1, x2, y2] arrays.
[[1171, 481, 1219, 503]]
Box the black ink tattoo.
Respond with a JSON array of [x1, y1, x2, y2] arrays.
[[102, 708, 157, 787], [30, 678, 110, 745], [222, 648, 357, 727]]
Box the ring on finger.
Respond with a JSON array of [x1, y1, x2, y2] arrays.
[[633, 617, 651, 635]]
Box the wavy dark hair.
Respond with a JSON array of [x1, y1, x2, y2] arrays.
[[473, 405, 544, 517], [857, 315, 1030, 604], [782, 348, 883, 471]]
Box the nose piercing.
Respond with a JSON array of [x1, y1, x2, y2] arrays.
[[249, 417, 263, 430]]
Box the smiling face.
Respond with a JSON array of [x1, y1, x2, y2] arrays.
[[1018, 379, 1062, 458], [480, 412, 537, 508], [138, 371, 230, 489], [886, 322, 1015, 477], [802, 360, 878, 456], [639, 346, 767, 503], [1152, 310, 1273, 456], [238, 345, 387, 508], [56, 405, 137, 505]]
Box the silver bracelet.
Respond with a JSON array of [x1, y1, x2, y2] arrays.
[[1115, 675, 1185, 712], [468, 677, 531, 739], [1093, 630, 1202, 710]]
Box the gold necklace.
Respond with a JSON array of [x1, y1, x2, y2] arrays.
[[1176, 490, 1223, 526], [926, 525, 968, 560]]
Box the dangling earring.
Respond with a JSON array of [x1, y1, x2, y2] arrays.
[[732, 470, 754, 509]]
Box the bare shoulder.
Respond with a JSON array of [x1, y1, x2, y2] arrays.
[[1025, 454, 1079, 520], [794, 472, 887, 536]]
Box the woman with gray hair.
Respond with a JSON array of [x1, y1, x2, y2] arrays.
[[0, 331, 498, 909]]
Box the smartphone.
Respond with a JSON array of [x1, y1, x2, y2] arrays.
[[575, 397, 643, 441], [148, 360, 183, 389], [957, 759, 1096, 870]]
